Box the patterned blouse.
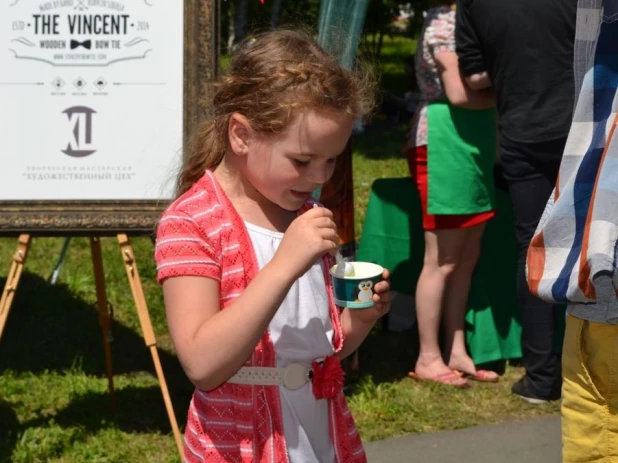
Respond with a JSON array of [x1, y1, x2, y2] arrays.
[[408, 6, 456, 148]]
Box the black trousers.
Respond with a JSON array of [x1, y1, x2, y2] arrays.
[[500, 137, 567, 397]]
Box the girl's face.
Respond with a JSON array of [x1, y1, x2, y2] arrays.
[[238, 109, 355, 211]]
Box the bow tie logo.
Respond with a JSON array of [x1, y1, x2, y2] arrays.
[[70, 39, 91, 50]]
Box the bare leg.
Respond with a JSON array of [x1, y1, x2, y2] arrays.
[[413, 228, 471, 385], [441, 224, 493, 377]]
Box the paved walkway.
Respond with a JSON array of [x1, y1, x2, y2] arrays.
[[364, 415, 561, 463]]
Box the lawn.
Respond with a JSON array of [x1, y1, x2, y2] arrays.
[[0, 36, 559, 462], [0, 125, 560, 462]]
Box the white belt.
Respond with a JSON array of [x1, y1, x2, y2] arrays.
[[228, 362, 313, 390]]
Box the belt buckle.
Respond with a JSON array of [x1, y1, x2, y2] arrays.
[[283, 362, 311, 390]]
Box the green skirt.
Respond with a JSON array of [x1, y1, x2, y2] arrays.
[[427, 101, 496, 215]]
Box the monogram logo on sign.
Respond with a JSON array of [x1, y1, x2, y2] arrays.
[[62, 106, 97, 158]]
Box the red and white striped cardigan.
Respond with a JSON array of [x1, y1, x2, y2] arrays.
[[155, 170, 366, 462]]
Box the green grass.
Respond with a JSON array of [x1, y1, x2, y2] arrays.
[[0, 36, 560, 462], [345, 330, 559, 442], [0, 127, 560, 462], [0, 237, 186, 463], [363, 35, 417, 97]]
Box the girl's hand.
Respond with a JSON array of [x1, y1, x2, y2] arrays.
[[349, 269, 392, 324], [336, 269, 392, 358], [272, 206, 339, 280]]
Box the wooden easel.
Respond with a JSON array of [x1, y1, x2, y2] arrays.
[[0, 233, 184, 458]]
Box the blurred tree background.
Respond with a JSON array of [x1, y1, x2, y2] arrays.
[[221, 0, 428, 56], [220, 0, 427, 120]]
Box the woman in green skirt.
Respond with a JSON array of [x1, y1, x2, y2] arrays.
[[406, 2, 498, 387]]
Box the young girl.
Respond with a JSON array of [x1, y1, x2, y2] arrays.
[[155, 30, 391, 462]]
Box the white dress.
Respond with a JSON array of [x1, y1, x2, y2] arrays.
[[245, 222, 336, 463]]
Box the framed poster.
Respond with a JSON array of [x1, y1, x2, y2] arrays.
[[0, 0, 218, 235]]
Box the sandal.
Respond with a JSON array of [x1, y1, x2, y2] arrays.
[[461, 369, 499, 383], [408, 370, 470, 388]]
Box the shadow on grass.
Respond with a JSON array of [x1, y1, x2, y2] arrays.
[[352, 123, 410, 161], [21, 385, 190, 435], [0, 272, 193, 459], [0, 272, 193, 408], [0, 386, 192, 461], [353, 324, 420, 388], [347, 321, 509, 397], [0, 272, 183, 382], [0, 397, 19, 462]]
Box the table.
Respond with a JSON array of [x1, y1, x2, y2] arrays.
[[356, 177, 522, 365]]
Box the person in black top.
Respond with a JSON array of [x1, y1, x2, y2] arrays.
[[455, 0, 578, 403]]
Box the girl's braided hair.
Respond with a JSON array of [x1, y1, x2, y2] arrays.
[[176, 29, 375, 197]]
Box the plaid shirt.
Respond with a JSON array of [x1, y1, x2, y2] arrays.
[[527, 0, 618, 323]]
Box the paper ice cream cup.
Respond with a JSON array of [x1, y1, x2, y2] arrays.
[[329, 261, 384, 309]]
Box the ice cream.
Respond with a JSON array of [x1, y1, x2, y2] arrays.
[[343, 262, 355, 277]]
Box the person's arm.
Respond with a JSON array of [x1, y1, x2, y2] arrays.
[[455, 0, 489, 85], [465, 71, 492, 90], [163, 207, 340, 391], [336, 269, 391, 359], [427, 9, 493, 108], [435, 51, 494, 109], [164, 264, 296, 392]]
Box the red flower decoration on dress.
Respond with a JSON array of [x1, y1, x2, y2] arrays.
[[311, 356, 345, 400]]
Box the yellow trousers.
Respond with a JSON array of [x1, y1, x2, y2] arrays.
[[562, 314, 618, 462]]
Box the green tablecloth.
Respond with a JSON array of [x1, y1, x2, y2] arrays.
[[357, 177, 522, 364]]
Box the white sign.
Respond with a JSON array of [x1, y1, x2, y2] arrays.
[[0, 0, 183, 200]]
